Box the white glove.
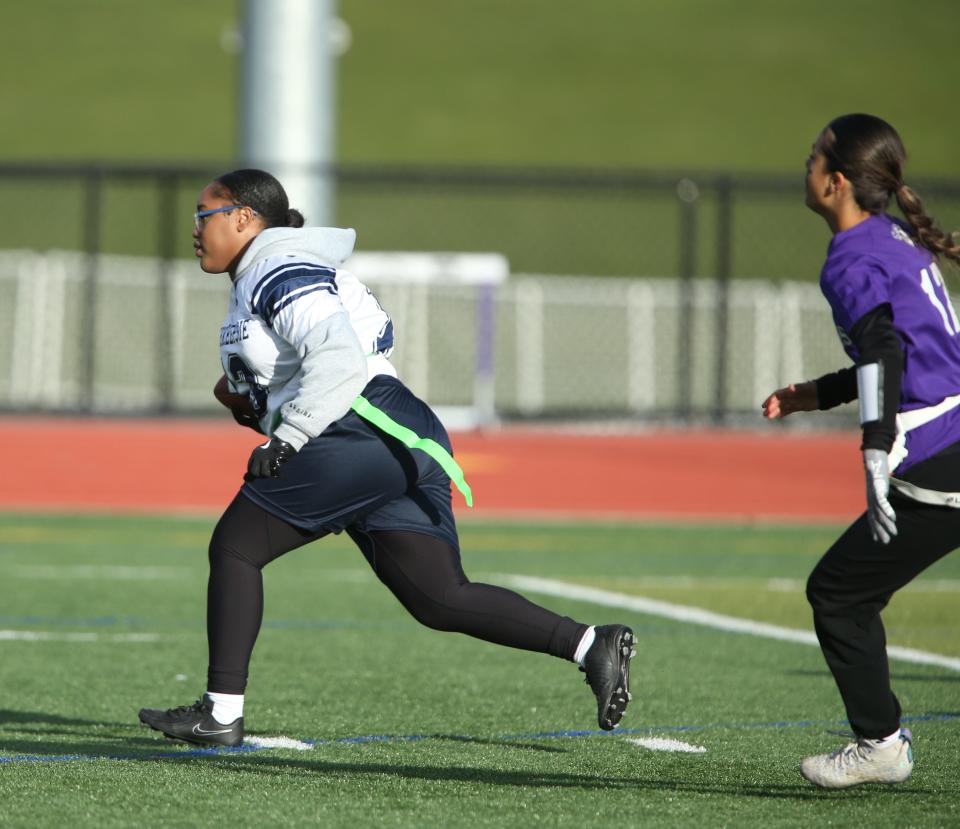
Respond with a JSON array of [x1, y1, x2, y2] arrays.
[[863, 448, 897, 544]]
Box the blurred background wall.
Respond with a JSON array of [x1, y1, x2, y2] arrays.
[[1, 0, 957, 425]]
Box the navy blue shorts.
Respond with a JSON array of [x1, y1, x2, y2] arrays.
[[241, 375, 460, 551]]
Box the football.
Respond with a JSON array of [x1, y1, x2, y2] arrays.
[[213, 374, 255, 417]]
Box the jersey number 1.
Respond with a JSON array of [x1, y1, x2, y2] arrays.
[[920, 262, 960, 336]]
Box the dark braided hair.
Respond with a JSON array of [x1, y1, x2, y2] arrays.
[[820, 114, 960, 264], [210, 168, 305, 228]]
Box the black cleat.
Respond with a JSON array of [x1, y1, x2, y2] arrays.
[[138, 694, 243, 747], [580, 624, 636, 730]]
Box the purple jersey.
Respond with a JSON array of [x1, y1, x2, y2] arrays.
[[820, 213, 960, 471]]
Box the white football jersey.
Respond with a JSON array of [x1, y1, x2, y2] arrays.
[[219, 228, 395, 435]]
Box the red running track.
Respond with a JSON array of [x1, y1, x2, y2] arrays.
[[0, 418, 863, 523]]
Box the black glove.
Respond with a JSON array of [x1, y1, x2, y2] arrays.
[[244, 438, 297, 482]]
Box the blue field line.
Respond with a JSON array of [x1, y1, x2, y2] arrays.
[[0, 743, 264, 764], [1, 712, 957, 765], [503, 711, 960, 741], [0, 615, 392, 633]]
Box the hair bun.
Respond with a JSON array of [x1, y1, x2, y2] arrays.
[[287, 208, 305, 228]]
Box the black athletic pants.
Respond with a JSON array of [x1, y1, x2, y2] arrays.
[[806, 491, 960, 738], [206, 493, 588, 693]]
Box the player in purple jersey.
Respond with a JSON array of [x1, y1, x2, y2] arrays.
[[762, 114, 960, 789]]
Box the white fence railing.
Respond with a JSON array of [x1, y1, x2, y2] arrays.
[[0, 250, 852, 424]]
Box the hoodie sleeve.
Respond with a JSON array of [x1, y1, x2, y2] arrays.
[[259, 268, 367, 450], [272, 310, 368, 450]]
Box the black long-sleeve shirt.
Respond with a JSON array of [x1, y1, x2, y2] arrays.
[[814, 303, 902, 452]]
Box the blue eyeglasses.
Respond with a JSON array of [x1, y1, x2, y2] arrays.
[[193, 204, 258, 232]]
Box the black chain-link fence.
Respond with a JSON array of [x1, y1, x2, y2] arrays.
[[1, 162, 958, 422]]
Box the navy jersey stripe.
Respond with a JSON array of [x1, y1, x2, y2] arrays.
[[252, 260, 336, 301], [375, 319, 394, 353], [266, 283, 338, 325], [253, 271, 338, 321], [251, 261, 336, 310]]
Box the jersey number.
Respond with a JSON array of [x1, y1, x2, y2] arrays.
[[226, 354, 269, 415], [920, 262, 960, 337]]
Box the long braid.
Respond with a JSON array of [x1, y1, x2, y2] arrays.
[[895, 184, 960, 265], [822, 114, 960, 266]]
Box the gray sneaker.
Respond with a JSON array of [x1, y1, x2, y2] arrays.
[[800, 729, 913, 789]]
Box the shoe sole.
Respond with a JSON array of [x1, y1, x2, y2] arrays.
[[799, 768, 913, 789], [599, 627, 636, 730]]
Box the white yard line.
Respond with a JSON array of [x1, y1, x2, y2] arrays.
[[244, 736, 313, 751], [501, 575, 960, 673], [624, 737, 707, 753], [477, 572, 960, 593], [0, 630, 159, 643]]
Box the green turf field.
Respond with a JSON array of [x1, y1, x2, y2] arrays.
[[1, 513, 957, 827], [2, 1, 959, 174]]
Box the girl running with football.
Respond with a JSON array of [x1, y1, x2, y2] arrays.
[[763, 114, 960, 789], [138, 168, 635, 746]]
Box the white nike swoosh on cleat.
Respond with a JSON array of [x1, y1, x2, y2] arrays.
[[192, 724, 234, 736]]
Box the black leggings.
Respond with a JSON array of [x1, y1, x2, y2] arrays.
[[806, 492, 960, 738], [206, 493, 587, 693]]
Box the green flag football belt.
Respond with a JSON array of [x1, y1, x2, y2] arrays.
[[350, 395, 474, 508]]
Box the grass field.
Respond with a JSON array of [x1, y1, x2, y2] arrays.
[[2, 1, 959, 174], [2, 513, 958, 827]]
